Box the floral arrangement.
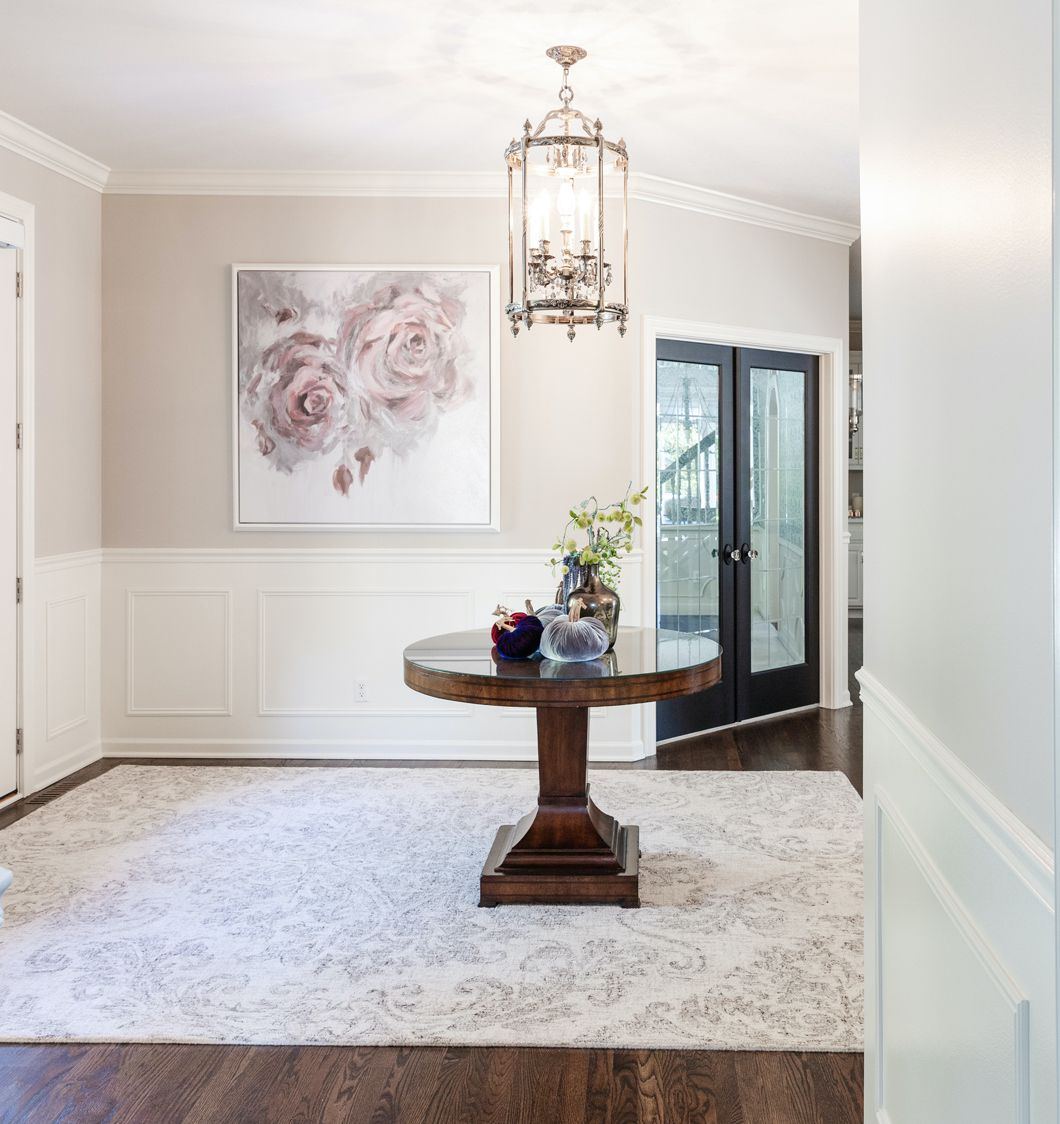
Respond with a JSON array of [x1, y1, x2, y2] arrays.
[[548, 484, 649, 588], [240, 274, 471, 497]]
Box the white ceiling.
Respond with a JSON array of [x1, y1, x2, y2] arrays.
[[0, 0, 858, 222]]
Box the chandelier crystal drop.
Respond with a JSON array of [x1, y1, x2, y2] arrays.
[[505, 46, 629, 341]]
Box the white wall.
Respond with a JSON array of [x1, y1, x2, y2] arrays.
[[861, 0, 1056, 1117], [96, 192, 847, 763]]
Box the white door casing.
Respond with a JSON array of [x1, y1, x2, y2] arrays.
[[0, 247, 17, 799]]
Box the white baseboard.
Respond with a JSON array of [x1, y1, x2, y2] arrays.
[[101, 738, 646, 763]]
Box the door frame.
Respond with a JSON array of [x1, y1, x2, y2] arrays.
[[639, 315, 850, 752], [0, 190, 35, 810]]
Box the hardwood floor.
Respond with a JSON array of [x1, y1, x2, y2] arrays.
[[0, 622, 864, 1123]]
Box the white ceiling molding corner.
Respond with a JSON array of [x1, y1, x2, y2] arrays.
[[631, 173, 860, 245], [103, 168, 507, 198], [0, 110, 109, 193], [106, 168, 859, 244], [0, 110, 859, 244]]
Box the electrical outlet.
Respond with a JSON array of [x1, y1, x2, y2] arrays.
[[356, 681, 369, 702]]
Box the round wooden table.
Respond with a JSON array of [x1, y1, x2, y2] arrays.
[[403, 626, 722, 908]]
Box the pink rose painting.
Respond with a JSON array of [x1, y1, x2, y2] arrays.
[[235, 268, 496, 529]]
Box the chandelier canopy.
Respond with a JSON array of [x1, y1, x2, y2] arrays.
[[505, 46, 629, 341]]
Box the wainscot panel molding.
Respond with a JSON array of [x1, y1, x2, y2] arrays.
[[859, 669, 1055, 1124], [126, 590, 232, 716], [102, 548, 647, 763], [30, 551, 103, 794]]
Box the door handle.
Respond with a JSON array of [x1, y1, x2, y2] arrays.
[[739, 542, 759, 564], [719, 544, 741, 565]]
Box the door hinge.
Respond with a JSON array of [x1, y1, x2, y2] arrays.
[[15, 271, 22, 299], [15, 728, 22, 755], [15, 576, 21, 604], [15, 422, 22, 450]]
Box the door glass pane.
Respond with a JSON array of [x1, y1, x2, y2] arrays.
[[749, 367, 805, 671], [656, 360, 721, 638]]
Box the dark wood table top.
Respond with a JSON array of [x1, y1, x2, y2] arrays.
[[404, 626, 722, 708]]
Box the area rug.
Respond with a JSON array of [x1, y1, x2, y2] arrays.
[[0, 765, 863, 1050]]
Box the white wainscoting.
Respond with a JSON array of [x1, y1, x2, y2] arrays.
[[101, 548, 646, 762], [860, 669, 1055, 1124], [30, 551, 103, 793]]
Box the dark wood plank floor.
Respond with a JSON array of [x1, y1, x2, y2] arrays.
[[0, 622, 863, 1124]]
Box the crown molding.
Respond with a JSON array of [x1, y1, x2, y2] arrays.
[[104, 168, 507, 198], [0, 110, 859, 243], [630, 173, 860, 245], [0, 110, 109, 192], [105, 168, 859, 243]]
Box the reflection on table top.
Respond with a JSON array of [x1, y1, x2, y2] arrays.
[[404, 626, 722, 683]]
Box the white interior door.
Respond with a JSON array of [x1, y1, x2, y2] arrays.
[[0, 248, 17, 799]]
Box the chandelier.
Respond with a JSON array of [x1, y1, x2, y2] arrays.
[[505, 46, 629, 341]]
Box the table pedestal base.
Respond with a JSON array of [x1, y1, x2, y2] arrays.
[[480, 822, 639, 907], [478, 706, 640, 908]]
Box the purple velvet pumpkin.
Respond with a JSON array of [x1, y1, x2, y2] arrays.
[[495, 614, 544, 659]]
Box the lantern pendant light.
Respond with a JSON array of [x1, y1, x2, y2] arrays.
[[504, 46, 629, 342]]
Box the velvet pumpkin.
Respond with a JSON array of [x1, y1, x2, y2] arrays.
[[495, 614, 544, 659], [539, 599, 609, 662], [525, 599, 566, 625], [490, 603, 528, 644]]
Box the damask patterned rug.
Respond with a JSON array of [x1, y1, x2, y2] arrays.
[[0, 765, 863, 1050]]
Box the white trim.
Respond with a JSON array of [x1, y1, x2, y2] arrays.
[[35, 548, 104, 574], [640, 315, 850, 722], [0, 109, 860, 245], [0, 111, 109, 192], [860, 668, 1055, 908], [101, 737, 643, 762], [231, 263, 501, 532], [126, 590, 233, 717], [0, 191, 34, 808], [101, 546, 581, 567], [106, 169, 506, 198], [109, 169, 860, 245], [631, 173, 859, 244]]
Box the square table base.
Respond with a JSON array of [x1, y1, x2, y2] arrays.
[[479, 823, 640, 907]]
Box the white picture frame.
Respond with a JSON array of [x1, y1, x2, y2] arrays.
[[232, 263, 500, 531]]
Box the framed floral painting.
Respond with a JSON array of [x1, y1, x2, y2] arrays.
[[232, 265, 499, 530]]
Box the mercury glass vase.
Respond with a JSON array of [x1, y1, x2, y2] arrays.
[[562, 560, 621, 649]]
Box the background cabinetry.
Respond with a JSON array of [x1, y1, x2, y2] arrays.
[[848, 332, 863, 613]]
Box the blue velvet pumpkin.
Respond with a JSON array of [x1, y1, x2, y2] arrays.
[[495, 614, 544, 659], [539, 600, 609, 662]]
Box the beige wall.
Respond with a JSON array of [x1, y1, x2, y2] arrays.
[[101, 194, 847, 548], [0, 149, 101, 557]]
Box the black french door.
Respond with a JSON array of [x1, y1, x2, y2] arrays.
[[655, 340, 819, 740]]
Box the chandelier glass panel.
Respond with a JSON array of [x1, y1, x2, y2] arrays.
[[505, 46, 629, 341]]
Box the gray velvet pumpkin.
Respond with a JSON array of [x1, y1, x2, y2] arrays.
[[527, 599, 566, 625], [539, 600, 610, 662]]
